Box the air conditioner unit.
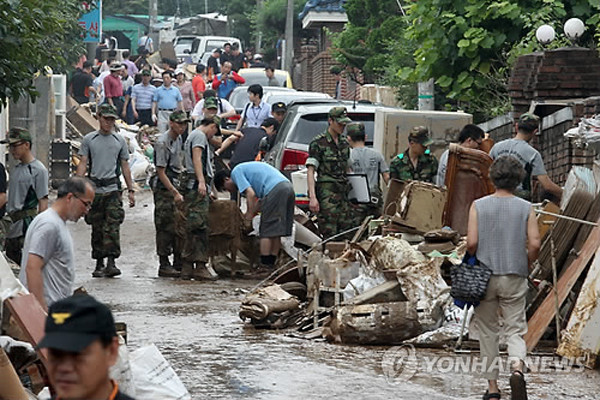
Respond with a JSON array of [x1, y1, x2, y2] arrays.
[[55, 111, 66, 140], [52, 74, 67, 112]]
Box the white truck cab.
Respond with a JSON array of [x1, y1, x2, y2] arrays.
[[174, 35, 242, 64]]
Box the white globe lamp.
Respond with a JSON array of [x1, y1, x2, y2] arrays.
[[564, 18, 585, 42], [536, 25, 555, 45]]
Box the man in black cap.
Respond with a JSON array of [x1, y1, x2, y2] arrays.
[[39, 294, 135, 400], [271, 102, 287, 124]]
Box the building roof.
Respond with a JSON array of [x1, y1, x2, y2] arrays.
[[299, 0, 347, 19]]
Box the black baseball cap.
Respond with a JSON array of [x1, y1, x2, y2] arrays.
[[271, 102, 287, 113], [38, 295, 116, 352]]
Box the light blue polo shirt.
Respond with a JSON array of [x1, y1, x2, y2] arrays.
[[231, 162, 287, 198], [153, 85, 182, 109]]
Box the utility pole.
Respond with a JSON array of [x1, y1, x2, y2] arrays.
[[149, 0, 158, 45], [418, 79, 434, 110], [283, 0, 294, 72], [255, 0, 263, 52]]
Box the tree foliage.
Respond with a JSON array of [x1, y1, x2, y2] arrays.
[[0, 0, 85, 109], [401, 0, 600, 118], [332, 0, 600, 120], [331, 0, 408, 84]]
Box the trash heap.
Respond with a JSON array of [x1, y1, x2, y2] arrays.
[[239, 167, 600, 369]]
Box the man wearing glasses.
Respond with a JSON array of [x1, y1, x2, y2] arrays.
[[19, 177, 95, 312], [1, 127, 49, 264], [435, 124, 485, 187]]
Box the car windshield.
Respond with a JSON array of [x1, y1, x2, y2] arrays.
[[229, 89, 249, 110], [239, 71, 287, 87], [265, 92, 329, 106], [204, 39, 240, 53], [287, 112, 375, 145], [175, 37, 195, 53]]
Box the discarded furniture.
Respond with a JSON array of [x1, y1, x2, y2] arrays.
[[390, 181, 446, 234], [442, 144, 494, 235], [328, 301, 422, 345], [208, 200, 243, 276], [4, 294, 48, 367], [239, 284, 302, 329]]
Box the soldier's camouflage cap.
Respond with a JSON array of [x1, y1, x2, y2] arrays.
[[346, 122, 365, 138], [170, 110, 190, 123], [1, 127, 32, 144], [329, 106, 352, 124], [141, 69, 152, 76], [97, 103, 118, 119], [204, 97, 218, 110], [203, 114, 222, 134], [408, 126, 433, 146], [518, 113, 540, 124]]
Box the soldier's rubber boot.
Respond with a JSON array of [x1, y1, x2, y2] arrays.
[[193, 262, 219, 281], [158, 255, 180, 278], [180, 261, 194, 280], [105, 257, 122, 277], [172, 254, 183, 272], [92, 258, 107, 278]]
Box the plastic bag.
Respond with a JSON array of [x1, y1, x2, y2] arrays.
[[129, 344, 191, 400]]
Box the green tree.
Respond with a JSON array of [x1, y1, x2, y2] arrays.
[[401, 0, 600, 119], [255, 0, 305, 62], [0, 0, 85, 109]]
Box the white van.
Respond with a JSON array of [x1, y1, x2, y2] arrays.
[[174, 35, 242, 64]]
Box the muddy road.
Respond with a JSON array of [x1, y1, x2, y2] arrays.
[[68, 190, 600, 400]]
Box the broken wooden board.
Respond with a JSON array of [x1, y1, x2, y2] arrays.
[[382, 179, 406, 217], [328, 301, 422, 345], [0, 348, 29, 400], [524, 223, 600, 352], [556, 245, 600, 368], [4, 294, 49, 366], [534, 189, 595, 282], [345, 280, 407, 305], [536, 200, 560, 241], [66, 100, 98, 135]]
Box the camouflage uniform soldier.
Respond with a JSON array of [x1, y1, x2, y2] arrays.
[[306, 106, 353, 239], [389, 126, 438, 183], [152, 110, 188, 278], [179, 115, 221, 281], [76, 104, 135, 278], [1, 128, 49, 264]]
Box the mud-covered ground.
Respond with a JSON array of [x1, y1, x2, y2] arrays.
[[69, 190, 600, 399]]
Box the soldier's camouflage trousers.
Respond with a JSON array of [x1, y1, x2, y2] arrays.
[[153, 188, 182, 257], [0, 216, 10, 253], [316, 182, 354, 240], [85, 191, 125, 259], [177, 189, 209, 263]]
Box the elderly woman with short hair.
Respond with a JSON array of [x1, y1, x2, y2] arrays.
[[467, 155, 541, 400]]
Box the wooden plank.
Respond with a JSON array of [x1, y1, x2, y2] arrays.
[[524, 223, 600, 352], [5, 294, 49, 366]]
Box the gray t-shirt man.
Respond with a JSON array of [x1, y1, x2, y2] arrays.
[[490, 138, 546, 193], [183, 128, 212, 190], [78, 131, 129, 193], [19, 208, 74, 306], [154, 131, 183, 173], [350, 147, 389, 197], [436, 149, 450, 187], [6, 159, 49, 239]]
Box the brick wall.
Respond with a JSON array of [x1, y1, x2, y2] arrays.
[[297, 45, 317, 91], [509, 48, 600, 115], [310, 51, 337, 96]]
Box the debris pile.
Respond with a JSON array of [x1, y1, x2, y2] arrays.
[[238, 163, 600, 370]]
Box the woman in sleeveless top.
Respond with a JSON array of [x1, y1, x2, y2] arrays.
[[467, 156, 541, 400]]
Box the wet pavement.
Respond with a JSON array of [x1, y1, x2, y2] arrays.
[[69, 190, 600, 399]]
